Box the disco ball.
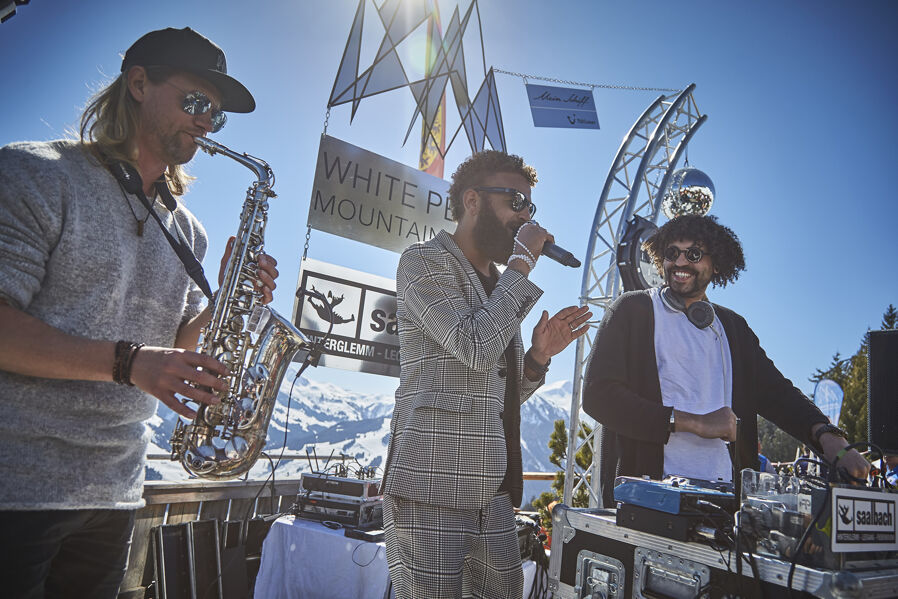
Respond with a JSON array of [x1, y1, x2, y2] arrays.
[[661, 167, 715, 219]]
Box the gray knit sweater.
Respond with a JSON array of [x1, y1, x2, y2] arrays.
[[0, 140, 208, 510]]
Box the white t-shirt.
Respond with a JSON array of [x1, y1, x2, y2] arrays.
[[651, 287, 734, 482]]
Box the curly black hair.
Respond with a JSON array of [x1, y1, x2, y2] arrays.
[[447, 150, 538, 221], [642, 214, 746, 288]]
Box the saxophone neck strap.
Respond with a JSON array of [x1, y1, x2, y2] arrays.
[[109, 160, 214, 301]]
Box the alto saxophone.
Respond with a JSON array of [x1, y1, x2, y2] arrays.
[[170, 136, 310, 479]]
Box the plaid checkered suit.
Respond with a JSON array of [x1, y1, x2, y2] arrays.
[[381, 230, 544, 510]]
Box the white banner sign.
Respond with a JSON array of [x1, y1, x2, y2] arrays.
[[308, 135, 455, 253], [292, 258, 399, 378], [831, 487, 898, 552]]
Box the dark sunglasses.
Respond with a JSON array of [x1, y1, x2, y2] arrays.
[[163, 80, 227, 133], [663, 245, 710, 263], [474, 186, 536, 217]]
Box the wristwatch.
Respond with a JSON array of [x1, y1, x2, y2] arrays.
[[668, 410, 676, 433], [524, 350, 550, 376], [813, 423, 847, 447]]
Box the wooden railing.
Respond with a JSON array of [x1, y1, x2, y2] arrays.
[[120, 455, 558, 598], [119, 477, 301, 598]]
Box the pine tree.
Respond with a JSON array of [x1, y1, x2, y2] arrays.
[[882, 304, 897, 329], [530, 419, 593, 538], [838, 332, 870, 443], [810, 351, 849, 387], [807, 303, 896, 446]]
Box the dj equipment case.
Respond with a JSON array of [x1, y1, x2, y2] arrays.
[[299, 472, 382, 499], [294, 493, 383, 529], [547, 504, 898, 599]]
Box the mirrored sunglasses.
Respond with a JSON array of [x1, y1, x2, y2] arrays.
[[164, 81, 227, 133], [474, 186, 537, 217], [663, 245, 709, 263]]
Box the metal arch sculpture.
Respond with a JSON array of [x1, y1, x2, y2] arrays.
[[563, 84, 708, 506]]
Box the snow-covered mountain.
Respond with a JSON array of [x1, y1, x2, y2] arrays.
[[147, 366, 573, 505]]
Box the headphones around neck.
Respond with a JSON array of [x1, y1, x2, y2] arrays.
[[109, 160, 177, 211], [661, 286, 715, 329]]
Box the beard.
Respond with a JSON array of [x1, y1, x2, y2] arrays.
[[664, 264, 712, 299], [472, 199, 515, 264], [159, 130, 198, 165]]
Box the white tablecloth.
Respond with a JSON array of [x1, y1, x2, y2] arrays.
[[254, 515, 537, 598]]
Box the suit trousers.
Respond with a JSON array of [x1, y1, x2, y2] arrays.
[[383, 492, 523, 599]]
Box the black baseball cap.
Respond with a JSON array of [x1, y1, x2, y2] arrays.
[[121, 27, 255, 113]]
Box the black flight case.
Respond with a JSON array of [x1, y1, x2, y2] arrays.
[[547, 504, 898, 598]]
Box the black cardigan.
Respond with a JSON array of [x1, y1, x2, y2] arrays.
[[582, 291, 828, 507]]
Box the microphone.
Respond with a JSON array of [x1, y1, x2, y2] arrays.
[[542, 242, 581, 268]]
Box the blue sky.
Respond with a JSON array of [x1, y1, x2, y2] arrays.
[[2, 0, 896, 403]]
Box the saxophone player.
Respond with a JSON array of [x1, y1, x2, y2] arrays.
[[0, 28, 279, 598]]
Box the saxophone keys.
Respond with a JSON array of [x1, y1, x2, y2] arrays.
[[228, 315, 244, 333], [236, 397, 256, 429], [226, 436, 249, 460], [215, 351, 237, 372], [242, 364, 269, 395], [221, 335, 239, 352]]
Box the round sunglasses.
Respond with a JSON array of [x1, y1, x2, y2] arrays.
[[163, 80, 227, 133], [663, 245, 710, 263]]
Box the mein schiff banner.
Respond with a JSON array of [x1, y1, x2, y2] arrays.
[[526, 83, 600, 130], [308, 135, 455, 254]]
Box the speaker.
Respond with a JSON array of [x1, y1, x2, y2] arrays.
[[152, 520, 224, 599], [868, 329, 898, 455]]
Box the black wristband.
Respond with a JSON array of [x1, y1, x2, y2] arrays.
[[121, 343, 145, 387], [524, 349, 550, 376], [112, 341, 143, 386], [112, 340, 131, 385], [813, 423, 847, 447]]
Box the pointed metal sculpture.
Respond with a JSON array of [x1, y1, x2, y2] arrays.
[[329, 0, 506, 155]]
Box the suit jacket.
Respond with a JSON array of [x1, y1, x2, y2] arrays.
[[381, 230, 544, 510], [582, 291, 828, 507]]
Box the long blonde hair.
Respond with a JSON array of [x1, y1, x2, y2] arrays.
[[80, 66, 191, 196]]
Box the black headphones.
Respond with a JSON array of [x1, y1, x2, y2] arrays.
[[107, 159, 213, 299], [660, 287, 715, 329], [109, 160, 177, 211]]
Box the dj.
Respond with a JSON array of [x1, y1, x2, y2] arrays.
[[583, 214, 870, 507]]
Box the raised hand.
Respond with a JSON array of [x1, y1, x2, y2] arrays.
[[511, 221, 554, 272], [530, 305, 592, 364]]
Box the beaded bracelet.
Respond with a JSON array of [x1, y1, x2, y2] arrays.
[[508, 253, 534, 271], [512, 221, 539, 262], [516, 240, 535, 262]]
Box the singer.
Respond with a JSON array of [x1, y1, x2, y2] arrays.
[[381, 150, 590, 598]]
